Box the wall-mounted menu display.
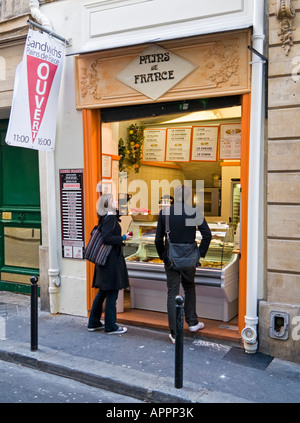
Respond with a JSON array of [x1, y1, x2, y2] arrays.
[[60, 169, 85, 259], [191, 126, 219, 161], [166, 127, 191, 162], [219, 124, 241, 159], [143, 129, 166, 162], [102, 154, 112, 178]]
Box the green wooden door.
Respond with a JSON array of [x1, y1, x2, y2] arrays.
[[0, 120, 41, 294]]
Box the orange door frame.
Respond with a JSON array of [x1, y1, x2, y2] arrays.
[[82, 109, 101, 312], [238, 93, 250, 333], [82, 95, 250, 326]]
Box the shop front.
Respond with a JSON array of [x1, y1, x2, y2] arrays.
[[74, 30, 252, 341]]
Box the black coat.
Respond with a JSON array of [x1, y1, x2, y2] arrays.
[[92, 214, 129, 291], [155, 202, 212, 261]]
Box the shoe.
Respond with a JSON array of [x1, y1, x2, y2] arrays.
[[189, 322, 205, 332], [87, 324, 104, 332], [105, 327, 127, 335], [169, 333, 175, 344]]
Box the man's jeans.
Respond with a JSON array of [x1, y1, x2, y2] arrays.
[[164, 263, 198, 335]]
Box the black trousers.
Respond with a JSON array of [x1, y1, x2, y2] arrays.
[[164, 263, 199, 335], [88, 289, 119, 332]]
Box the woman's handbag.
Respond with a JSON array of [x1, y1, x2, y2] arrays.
[[84, 217, 115, 265], [165, 213, 200, 271]]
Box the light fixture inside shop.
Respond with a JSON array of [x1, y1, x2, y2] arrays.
[[162, 106, 242, 124]]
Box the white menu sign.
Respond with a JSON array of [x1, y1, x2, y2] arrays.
[[191, 126, 219, 161], [220, 124, 241, 159], [166, 128, 191, 162], [143, 129, 166, 162]]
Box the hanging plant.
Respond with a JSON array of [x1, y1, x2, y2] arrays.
[[118, 123, 145, 174]]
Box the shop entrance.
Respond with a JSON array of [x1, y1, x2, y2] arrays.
[[84, 94, 250, 343], [0, 120, 41, 294]]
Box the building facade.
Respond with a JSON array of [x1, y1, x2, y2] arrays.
[[259, 0, 300, 362], [0, 0, 299, 363]]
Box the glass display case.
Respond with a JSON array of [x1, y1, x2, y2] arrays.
[[123, 217, 239, 322], [123, 219, 235, 270]]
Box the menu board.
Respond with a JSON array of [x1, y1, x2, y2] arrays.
[[220, 124, 241, 159], [102, 154, 112, 178], [166, 128, 191, 162], [143, 129, 166, 162], [60, 169, 85, 259], [191, 126, 219, 161]]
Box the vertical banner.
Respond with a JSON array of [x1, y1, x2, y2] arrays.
[[5, 28, 65, 151]]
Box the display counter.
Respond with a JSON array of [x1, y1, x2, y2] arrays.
[[123, 218, 239, 322]]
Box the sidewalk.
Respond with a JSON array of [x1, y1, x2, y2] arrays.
[[0, 291, 300, 403]]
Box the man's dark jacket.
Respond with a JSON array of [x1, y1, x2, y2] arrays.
[[155, 202, 212, 261]]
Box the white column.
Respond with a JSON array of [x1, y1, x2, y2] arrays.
[[243, 0, 266, 353]]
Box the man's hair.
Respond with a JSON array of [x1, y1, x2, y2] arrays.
[[174, 185, 191, 202]]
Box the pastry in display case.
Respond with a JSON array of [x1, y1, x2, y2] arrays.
[[123, 216, 239, 322], [124, 219, 162, 264], [197, 222, 235, 269]]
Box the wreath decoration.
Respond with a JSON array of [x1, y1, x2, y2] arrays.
[[118, 123, 145, 173]]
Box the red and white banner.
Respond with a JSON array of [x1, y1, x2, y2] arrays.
[[6, 28, 65, 151]]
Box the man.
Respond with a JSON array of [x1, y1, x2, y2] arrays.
[[155, 185, 212, 343]]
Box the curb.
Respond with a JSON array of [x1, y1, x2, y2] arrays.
[[0, 339, 250, 403]]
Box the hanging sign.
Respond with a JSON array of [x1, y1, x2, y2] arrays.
[[5, 28, 65, 151]]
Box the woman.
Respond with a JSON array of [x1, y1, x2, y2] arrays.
[[88, 193, 132, 334]]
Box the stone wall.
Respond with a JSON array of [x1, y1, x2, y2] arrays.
[[259, 0, 300, 363], [0, 0, 59, 21], [0, 0, 30, 20]]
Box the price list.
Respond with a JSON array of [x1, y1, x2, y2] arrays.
[[166, 128, 191, 162], [220, 124, 241, 159], [60, 169, 85, 259], [191, 126, 219, 161], [143, 129, 166, 162]]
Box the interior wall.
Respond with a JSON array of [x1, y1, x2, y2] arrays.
[[102, 115, 241, 223]]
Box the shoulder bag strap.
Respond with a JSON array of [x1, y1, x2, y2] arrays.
[[100, 214, 117, 231], [165, 211, 170, 240]]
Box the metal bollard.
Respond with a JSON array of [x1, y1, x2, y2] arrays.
[[30, 276, 38, 351], [175, 295, 184, 389]]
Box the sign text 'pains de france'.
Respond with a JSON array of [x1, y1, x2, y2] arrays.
[[6, 28, 65, 151], [116, 45, 198, 101]]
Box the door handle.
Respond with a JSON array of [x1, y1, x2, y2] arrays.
[[18, 213, 25, 224]]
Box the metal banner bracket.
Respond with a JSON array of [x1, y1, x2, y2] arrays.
[[28, 19, 70, 47], [248, 45, 268, 119]]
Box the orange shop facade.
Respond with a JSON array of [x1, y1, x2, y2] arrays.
[[72, 29, 265, 352]]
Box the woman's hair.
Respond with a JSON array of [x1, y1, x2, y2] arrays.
[[97, 193, 116, 216]]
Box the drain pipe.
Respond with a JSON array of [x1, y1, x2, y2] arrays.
[[243, 0, 265, 353], [29, 0, 52, 29], [29, 0, 61, 313]]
